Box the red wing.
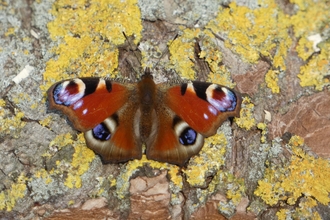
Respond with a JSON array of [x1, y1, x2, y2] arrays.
[[164, 81, 241, 137], [84, 106, 142, 163], [146, 107, 204, 166], [48, 77, 131, 131]]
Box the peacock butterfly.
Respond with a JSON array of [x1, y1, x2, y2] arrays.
[[47, 68, 241, 166]]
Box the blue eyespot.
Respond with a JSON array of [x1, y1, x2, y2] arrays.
[[53, 81, 84, 106], [92, 123, 111, 141], [179, 127, 197, 145]]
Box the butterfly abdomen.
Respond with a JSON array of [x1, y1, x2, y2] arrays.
[[137, 73, 158, 141]]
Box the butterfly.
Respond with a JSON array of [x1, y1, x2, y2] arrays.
[[47, 69, 241, 166]]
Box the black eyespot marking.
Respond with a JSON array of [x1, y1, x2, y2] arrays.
[[172, 116, 181, 128], [192, 81, 209, 101], [111, 113, 119, 126], [181, 83, 188, 95], [179, 127, 197, 145], [105, 79, 112, 92], [92, 123, 111, 141], [81, 78, 100, 96]]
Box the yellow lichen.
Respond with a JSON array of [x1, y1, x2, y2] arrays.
[[49, 133, 74, 150], [298, 42, 330, 90], [168, 26, 238, 87], [207, 66, 236, 89], [225, 176, 245, 205], [296, 37, 314, 61], [234, 97, 256, 130], [276, 209, 289, 220], [290, 0, 329, 39], [257, 122, 267, 143], [183, 132, 245, 209], [68, 200, 75, 205], [5, 27, 15, 36], [34, 169, 53, 184], [0, 174, 28, 211], [289, 0, 330, 91], [206, 1, 290, 66], [0, 109, 26, 138], [288, 135, 304, 147], [42, 0, 143, 92], [64, 134, 95, 188], [30, 102, 38, 109], [184, 133, 227, 186], [110, 177, 117, 187], [45, 133, 95, 189], [0, 104, 26, 137], [168, 28, 201, 80], [12, 93, 31, 105], [255, 135, 330, 218], [198, 31, 226, 77], [39, 116, 53, 128], [167, 166, 183, 189], [276, 197, 322, 220], [0, 99, 5, 107], [116, 155, 182, 200], [265, 69, 280, 94]]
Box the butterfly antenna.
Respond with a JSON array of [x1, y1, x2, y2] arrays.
[[152, 33, 179, 69], [122, 32, 146, 79], [122, 32, 142, 66]]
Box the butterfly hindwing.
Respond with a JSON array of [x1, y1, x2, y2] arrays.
[[145, 99, 204, 166], [84, 101, 143, 162]]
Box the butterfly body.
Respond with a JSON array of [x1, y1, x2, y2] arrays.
[[48, 71, 241, 166]]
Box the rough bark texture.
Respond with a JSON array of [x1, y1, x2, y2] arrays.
[[1, 0, 329, 219]]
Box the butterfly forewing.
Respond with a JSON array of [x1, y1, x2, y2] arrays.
[[165, 81, 241, 136], [48, 78, 131, 131]]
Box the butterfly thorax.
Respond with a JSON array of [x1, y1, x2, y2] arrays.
[[137, 73, 157, 141]]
